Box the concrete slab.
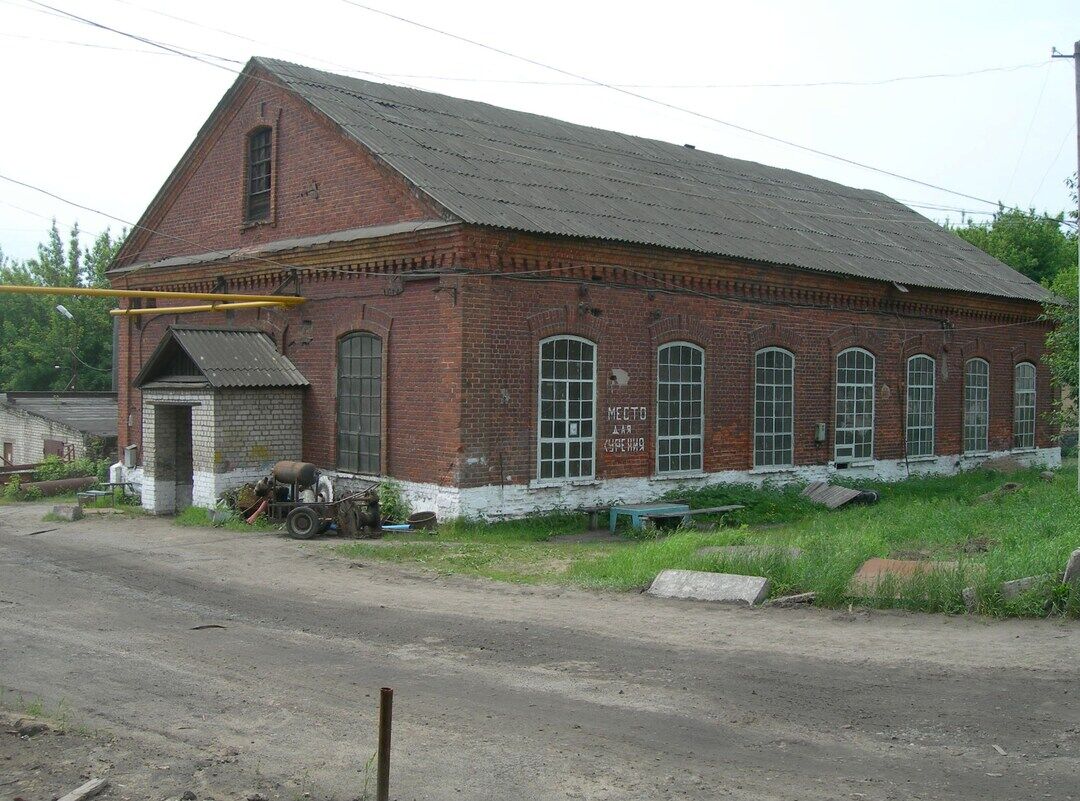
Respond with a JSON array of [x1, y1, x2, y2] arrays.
[[849, 558, 965, 596], [1064, 548, 1080, 586], [697, 545, 803, 560], [647, 569, 770, 606], [51, 505, 83, 522]]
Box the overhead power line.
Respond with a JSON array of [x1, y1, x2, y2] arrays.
[[21, 0, 1067, 225], [349, 60, 1051, 89], [336, 0, 1067, 216]]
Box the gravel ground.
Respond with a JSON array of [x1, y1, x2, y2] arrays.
[[1, 502, 1077, 800]]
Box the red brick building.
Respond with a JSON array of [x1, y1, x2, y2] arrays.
[[109, 57, 1059, 517]]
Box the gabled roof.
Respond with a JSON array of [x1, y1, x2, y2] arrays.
[[254, 57, 1049, 303], [134, 327, 309, 389], [1, 392, 118, 437]]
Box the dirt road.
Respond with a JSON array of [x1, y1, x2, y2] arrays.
[[1, 504, 1077, 800]]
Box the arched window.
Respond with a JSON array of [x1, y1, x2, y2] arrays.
[[906, 355, 936, 457], [245, 126, 273, 222], [835, 348, 875, 462], [538, 336, 595, 481], [337, 332, 382, 474], [657, 342, 704, 474], [1013, 362, 1036, 449], [754, 347, 794, 468], [963, 358, 989, 454]]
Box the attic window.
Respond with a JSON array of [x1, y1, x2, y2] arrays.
[[246, 126, 273, 222]]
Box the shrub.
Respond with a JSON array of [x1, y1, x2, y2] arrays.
[[377, 478, 411, 523], [32, 455, 110, 483]]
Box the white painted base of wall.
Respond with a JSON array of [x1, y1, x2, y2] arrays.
[[126, 446, 1062, 520], [125, 465, 269, 514], [142, 477, 175, 515], [353, 447, 1063, 520]]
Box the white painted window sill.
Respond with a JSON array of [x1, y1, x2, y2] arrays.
[[528, 479, 600, 491], [1011, 448, 1037, 454], [649, 471, 706, 482], [832, 460, 875, 469], [334, 471, 382, 482], [904, 455, 938, 463], [750, 465, 796, 475], [961, 452, 990, 459]]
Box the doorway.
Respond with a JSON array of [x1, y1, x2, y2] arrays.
[[151, 404, 194, 513]]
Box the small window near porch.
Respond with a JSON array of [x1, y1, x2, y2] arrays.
[[245, 126, 273, 222], [337, 333, 382, 474]]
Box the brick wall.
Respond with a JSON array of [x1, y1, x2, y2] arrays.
[[0, 405, 89, 464], [141, 385, 302, 512], [112, 63, 444, 270]]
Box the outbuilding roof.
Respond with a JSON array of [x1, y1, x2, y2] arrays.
[[134, 327, 309, 389], [2, 392, 118, 437], [256, 57, 1050, 303]]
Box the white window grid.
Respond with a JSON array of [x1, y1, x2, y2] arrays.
[[1013, 362, 1036, 449], [538, 336, 595, 481], [834, 348, 875, 462], [754, 347, 794, 468], [656, 343, 704, 474], [905, 355, 935, 457], [963, 358, 989, 454]]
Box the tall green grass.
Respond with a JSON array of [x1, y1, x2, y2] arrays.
[[571, 465, 1079, 616], [330, 462, 1079, 617]]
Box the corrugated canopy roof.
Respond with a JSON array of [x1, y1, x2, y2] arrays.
[[256, 57, 1050, 303], [135, 327, 309, 389], [2, 392, 118, 437]]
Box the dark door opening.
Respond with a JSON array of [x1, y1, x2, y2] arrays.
[[152, 403, 195, 514], [174, 405, 193, 510]]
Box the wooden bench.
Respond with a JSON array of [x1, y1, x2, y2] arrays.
[[642, 504, 745, 529]]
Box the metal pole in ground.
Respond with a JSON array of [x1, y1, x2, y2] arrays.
[[376, 687, 393, 801], [1051, 40, 1080, 492]]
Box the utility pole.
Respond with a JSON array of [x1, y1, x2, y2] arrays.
[[1052, 40, 1080, 492]]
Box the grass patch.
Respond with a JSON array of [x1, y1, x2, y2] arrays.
[[174, 505, 278, 532], [329, 461, 1080, 617]]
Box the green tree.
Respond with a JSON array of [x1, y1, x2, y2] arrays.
[[0, 221, 126, 391], [953, 206, 1076, 286], [1040, 175, 1079, 432]]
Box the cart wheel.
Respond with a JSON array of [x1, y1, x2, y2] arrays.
[[286, 506, 320, 539]]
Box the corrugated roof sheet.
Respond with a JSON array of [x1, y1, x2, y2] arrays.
[[256, 57, 1050, 303], [111, 220, 453, 274], [135, 327, 309, 389], [3, 392, 118, 437]]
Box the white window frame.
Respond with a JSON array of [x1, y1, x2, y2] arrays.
[[834, 347, 875, 463], [537, 335, 596, 483], [753, 347, 795, 469], [963, 358, 990, 455], [655, 341, 705, 476], [905, 354, 936, 458], [1013, 361, 1036, 450]]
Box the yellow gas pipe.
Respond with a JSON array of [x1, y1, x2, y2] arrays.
[[0, 284, 306, 307], [110, 301, 287, 317]]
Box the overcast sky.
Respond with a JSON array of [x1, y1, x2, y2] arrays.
[[0, 0, 1076, 262]]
